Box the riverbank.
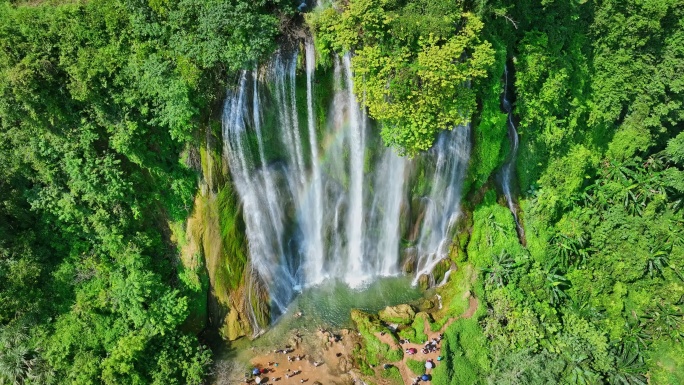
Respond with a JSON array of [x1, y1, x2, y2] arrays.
[[234, 293, 479, 385]]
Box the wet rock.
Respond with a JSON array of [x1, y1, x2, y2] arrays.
[[418, 274, 430, 290], [225, 309, 246, 340], [418, 298, 435, 311], [431, 258, 452, 284], [402, 248, 417, 274], [378, 304, 415, 325]]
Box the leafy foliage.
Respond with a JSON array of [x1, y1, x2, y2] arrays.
[[0, 0, 284, 383], [308, 0, 496, 155], [456, 0, 684, 383]]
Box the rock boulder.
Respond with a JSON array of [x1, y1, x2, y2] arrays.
[[378, 304, 416, 325]]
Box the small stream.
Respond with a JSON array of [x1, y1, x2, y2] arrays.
[[499, 62, 525, 244]]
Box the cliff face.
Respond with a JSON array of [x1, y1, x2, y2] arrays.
[[179, 121, 270, 341]]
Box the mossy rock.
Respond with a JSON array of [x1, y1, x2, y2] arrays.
[[418, 298, 435, 311], [431, 258, 452, 284], [411, 312, 432, 343], [225, 308, 246, 340], [418, 274, 430, 290], [352, 309, 403, 366], [380, 365, 403, 385], [378, 304, 416, 325], [402, 248, 418, 274], [398, 326, 416, 341]]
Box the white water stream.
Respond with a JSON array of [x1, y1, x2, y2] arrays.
[[222, 44, 471, 320], [500, 64, 524, 239]]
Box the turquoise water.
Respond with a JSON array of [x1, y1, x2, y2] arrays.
[[246, 276, 423, 349], [290, 276, 423, 327], [213, 276, 423, 382]]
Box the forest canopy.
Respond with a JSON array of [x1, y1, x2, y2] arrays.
[[0, 0, 683, 384], [308, 0, 496, 155], [0, 0, 285, 383]]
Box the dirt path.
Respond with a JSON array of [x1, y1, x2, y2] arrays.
[[243, 329, 359, 385], [241, 297, 479, 385], [374, 296, 479, 384]]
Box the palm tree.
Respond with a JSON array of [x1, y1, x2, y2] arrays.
[[564, 351, 601, 385], [483, 250, 517, 288], [0, 324, 54, 385], [607, 343, 647, 385], [622, 320, 650, 354], [550, 233, 591, 270], [0, 325, 31, 385], [544, 264, 570, 306], [640, 302, 683, 342]]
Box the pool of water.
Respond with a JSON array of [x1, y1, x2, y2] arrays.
[[289, 276, 423, 326], [212, 276, 424, 383], [238, 276, 422, 349]]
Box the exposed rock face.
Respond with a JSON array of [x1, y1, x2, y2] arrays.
[[418, 273, 430, 290], [432, 258, 452, 284], [179, 134, 270, 341], [418, 298, 435, 311], [337, 357, 353, 373], [402, 248, 418, 274], [378, 304, 416, 325], [226, 309, 245, 341]]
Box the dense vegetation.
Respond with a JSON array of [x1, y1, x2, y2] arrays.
[[1, 0, 683, 384], [308, 0, 496, 155], [0, 0, 286, 383], [311, 0, 684, 383]]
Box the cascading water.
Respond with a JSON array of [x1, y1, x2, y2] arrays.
[[221, 43, 472, 321], [499, 63, 525, 241], [411, 124, 471, 285]]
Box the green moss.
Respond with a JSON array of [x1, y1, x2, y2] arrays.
[[649, 340, 684, 385], [179, 253, 209, 334], [432, 259, 451, 284], [351, 309, 404, 365], [431, 318, 490, 385], [431, 263, 476, 324], [411, 313, 429, 343], [467, 190, 523, 269], [407, 358, 426, 376], [380, 365, 403, 384], [398, 327, 416, 341], [216, 186, 248, 290], [467, 38, 509, 195], [353, 346, 376, 376]]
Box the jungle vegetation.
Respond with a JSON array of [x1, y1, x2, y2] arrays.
[[1, 0, 683, 384], [0, 0, 287, 383]]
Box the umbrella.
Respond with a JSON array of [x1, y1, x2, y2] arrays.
[[255, 376, 262, 384], [409, 348, 418, 354], [422, 374, 430, 381], [252, 368, 260, 375], [425, 360, 435, 369]]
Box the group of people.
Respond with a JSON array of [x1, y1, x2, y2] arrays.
[[318, 327, 342, 343], [422, 335, 442, 354], [287, 354, 306, 362], [273, 346, 295, 355], [243, 351, 326, 384]]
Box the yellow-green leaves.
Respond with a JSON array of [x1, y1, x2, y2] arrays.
[[309, 2, 495, 154], [359, 13, 494, 155]]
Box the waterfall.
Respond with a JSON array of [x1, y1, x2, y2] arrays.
[[304, 40, 325, 283], [221, 45, 472, 320], [223, 71, 296, 315], [412, 125, 471, 285], [500, 63, 525, 241], [342, 54, 368, 286]]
